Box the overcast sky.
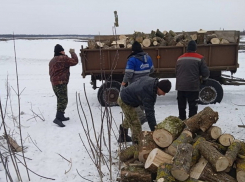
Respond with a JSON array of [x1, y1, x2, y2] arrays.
[[1, 0, 245, 35]]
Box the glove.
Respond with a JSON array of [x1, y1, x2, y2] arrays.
[[69, 49, 75, 53], [120, 85, 125, 92]]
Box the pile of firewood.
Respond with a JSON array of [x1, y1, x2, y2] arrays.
[[87, 29, 237, 49], [118, 106, 245, 182]]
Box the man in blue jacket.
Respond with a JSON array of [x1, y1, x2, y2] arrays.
[[118, 76, 171, 144], [120, 41, 154, 131]]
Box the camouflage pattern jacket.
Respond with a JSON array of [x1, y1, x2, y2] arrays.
[[49, 52, 78, 86]]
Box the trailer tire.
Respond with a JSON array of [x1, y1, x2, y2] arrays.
[[97, 81, 121, 107], [198, 79, 223, 105]]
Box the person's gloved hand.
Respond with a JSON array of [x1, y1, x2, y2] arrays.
[[69, 49, 75, 53], [120, 85, 125, 92]]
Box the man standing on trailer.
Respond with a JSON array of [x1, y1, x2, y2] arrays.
[[175, 40, 209, 120]]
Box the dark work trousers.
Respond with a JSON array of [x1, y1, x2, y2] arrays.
[[52, 84, 68, 112], [177, 91, 199, 120]]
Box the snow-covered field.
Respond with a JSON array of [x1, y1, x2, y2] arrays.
[[0, 38, 245, 181]]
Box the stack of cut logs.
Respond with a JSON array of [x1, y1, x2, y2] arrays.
[[87, 29, 234, 49], [119, 106, 245, 182]]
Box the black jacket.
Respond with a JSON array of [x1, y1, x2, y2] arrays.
[[176, 52, 209, 91], [120, 76, 158, 131]]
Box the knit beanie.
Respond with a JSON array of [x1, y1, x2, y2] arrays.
[[54, 44, 64, 54], [132, 41, 143, 53], [187, 40, 197, 52], [157, 80, 171, 93]]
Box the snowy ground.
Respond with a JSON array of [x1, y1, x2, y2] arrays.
[[0, 37, 245, 182]]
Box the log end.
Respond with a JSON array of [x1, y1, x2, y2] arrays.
[[237, 170, 245, 182], [210, 126, 222, 139], [153, 129, 173, 148], [171, 169, 189, 181], [216, 157, 229, 172]]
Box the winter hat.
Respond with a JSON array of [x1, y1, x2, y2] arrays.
[[132, 41, 143, 53], [157, 79, 171, 93], [187, 40, 197, 52], [54, 44, 64, 53]]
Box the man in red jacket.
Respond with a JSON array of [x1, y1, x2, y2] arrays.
[[49, 44, 78, 127], [176, 40, 209, 120]]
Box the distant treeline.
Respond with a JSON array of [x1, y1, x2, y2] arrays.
[[0, 34, 95, 40]]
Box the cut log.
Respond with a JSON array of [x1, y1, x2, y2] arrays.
[[176, 42, 184, 46], [159, 39, 167, 46], [96, 41, 104, 48], [183, 32, 192, 42], [145, 148, 173, 173], [87, 40, 97, 49], [121, 165, 152, 182], [206, 126, 222, 140], [206, 34, 217, 43], [153, 41, 159, 46], [126, 43, 132, 48], [209, 142, 228, 154], [190, 34, 197, 41], [153, 116, 185, 148], [190, 157, 237, 182], [174, 34, 184, 42], [168, 130, 193, 156], [150, 30, 156, 39], [142, 38, 152, 47], [133, 31, 145, 43], [138, 131, 157, 163], [239, 141, 245, 158], [220, 38, 230, 44], [156, 163, 203, 182], [169, 30, 177, 37], [191, 137, 206, 166], [119, 35, 127, 40], [119, 145, 138, 162], [156, 29, 164, 38], [197, 33, 205, 44], [236, 158, 245, 182], [197, 126, 222, 141], [171, 143, 193, 181], [4, 135, 23, 152], [111, 39, 126, 48], [225, 139, 241, 167], [156, 163, 176, 182], [198, 141, 229, 172], [211, 38, 220, 44], [190, 157, 208, 180], [152, 37, 162, 42], [184, 107, 219, 133], [218, 133, 235, 147]]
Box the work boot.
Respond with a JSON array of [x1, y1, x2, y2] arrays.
[[53, 118, 65, 127], [117, 125, 132, 143], [56, 111, 70, 121]]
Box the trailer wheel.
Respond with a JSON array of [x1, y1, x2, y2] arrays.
[[97, 81, 121, 107], [198, 79, 223, 105]]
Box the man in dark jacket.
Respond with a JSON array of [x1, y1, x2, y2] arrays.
[[176, 40, 209, 120], [121, 41, 154, 127], [117, 76, 171, 144], [49, 44, 78, 127]]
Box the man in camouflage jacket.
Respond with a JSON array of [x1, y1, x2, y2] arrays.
[[49, 44, 78, 127]]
